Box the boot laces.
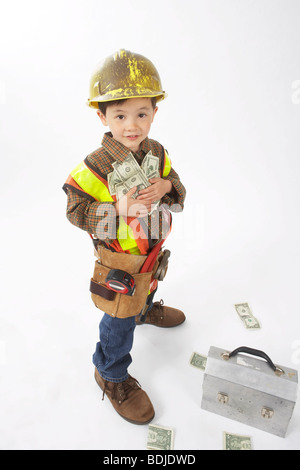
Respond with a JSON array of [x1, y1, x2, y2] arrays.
[[102, 376, 141, 404], [151, 299, 164, 320]]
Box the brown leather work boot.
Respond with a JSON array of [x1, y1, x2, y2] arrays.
[[136, 299, 186, 327], [94, 368, 155, 425]]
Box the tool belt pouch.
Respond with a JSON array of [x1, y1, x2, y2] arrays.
[[90, 246, 154, 318]]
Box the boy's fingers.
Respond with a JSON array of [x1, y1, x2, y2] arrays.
[[137, 186, 151, 195], [136, 192, 152, 200], [126, 186, 137, 197]]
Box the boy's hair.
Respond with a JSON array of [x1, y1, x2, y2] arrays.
[[98, 97, 157, 116]]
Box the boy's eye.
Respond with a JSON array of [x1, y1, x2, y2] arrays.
[[138, 113, 146, 118], [116, 115, 125, 120]]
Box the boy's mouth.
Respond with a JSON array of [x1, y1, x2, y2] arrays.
[[126, 135, 139, 140]]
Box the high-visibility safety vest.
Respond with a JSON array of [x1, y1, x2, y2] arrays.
[[63, 150, 172, 256]]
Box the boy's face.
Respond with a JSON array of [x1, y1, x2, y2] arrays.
[[97, 97, 158, 153]]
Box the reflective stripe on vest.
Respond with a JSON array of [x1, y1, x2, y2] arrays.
[[117, 220, 141, 255], [162, 150, 172, 178], [71, 161, 113, 202]]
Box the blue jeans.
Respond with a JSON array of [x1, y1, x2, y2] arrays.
[[92, 297, 154, 382], [93, 314, 136, 382]]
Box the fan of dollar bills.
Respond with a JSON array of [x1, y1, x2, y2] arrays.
[[107, 151, 160, 212]]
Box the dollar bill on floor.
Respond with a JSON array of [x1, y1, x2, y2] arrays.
[[189, 352, 207, 370], [223, 432, 252, 450], [147, 424, 174, 450], [234, 303, 261, 329]]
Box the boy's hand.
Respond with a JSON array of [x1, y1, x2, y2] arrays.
[[137, 178, 172, 203], [115, 186, 150, 218], [115, 179, 173, 218]]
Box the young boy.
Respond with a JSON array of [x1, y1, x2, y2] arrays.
[[63, 49, 186, 425]]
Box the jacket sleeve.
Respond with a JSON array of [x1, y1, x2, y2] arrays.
[[161, 165, 186, 212], [65, 188, 118, 241]]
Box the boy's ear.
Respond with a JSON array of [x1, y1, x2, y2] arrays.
[[97, 109, 107, 126], [152, 106, 158, 122]]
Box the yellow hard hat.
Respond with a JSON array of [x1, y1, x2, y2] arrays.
[[87, 49, 167, 109]]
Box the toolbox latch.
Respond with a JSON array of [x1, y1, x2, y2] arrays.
[[261, 407, 274, 419], [217, 392, 229, 404]]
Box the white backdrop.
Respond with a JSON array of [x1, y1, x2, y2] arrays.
[[0, 0, 300, 450]]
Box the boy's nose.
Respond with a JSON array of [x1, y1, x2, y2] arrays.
[[125, 118, 138, 131]]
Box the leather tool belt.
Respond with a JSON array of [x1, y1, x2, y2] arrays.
[[90, 245, 169, 318]]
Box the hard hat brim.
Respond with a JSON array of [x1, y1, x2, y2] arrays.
[[87, 88, 167, 109]]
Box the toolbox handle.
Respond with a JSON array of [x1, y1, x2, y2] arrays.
[[224, 346, 284, 375]]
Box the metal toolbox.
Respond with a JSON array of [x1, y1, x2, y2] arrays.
[[201, 346, 298, 437]]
